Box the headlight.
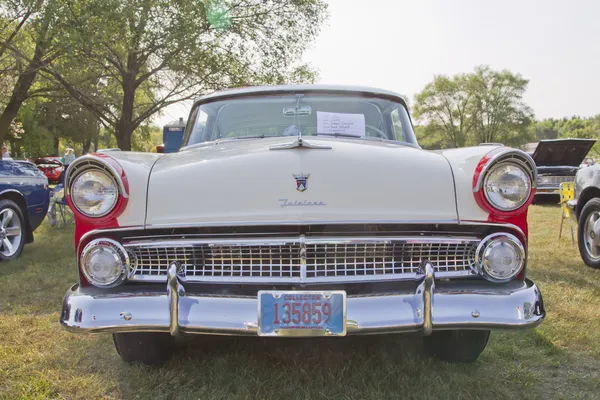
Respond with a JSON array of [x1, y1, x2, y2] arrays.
[[483, 162, 532, 211], [71, 169, 119, 217], [476, 233, 525, 282], [80, 238, 131, 288]]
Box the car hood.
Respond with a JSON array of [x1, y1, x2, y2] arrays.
[[145, 137, 458, 226], [531, 139, 596, 167]]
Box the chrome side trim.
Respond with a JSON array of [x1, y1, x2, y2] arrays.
[[128, 269, 475, 284], [123, 235, 480, 247], [80, 221, 524, 237], [0, 176, 48, 185], [473, 148, 538, 192], [143, 219, 461, 229], [65, 154, 129, 198]]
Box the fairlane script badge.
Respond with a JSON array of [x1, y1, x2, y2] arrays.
[[278, 199, 327, 208], [293, 173, 310, 192]]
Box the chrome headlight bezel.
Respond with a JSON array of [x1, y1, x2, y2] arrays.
[[482, 160, 533, 212], [475, 233, 525, 283], [70, 169, 119, 218], [80, 238, 132, 288]]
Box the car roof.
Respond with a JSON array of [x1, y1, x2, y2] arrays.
[[193, 84, 408, 106]]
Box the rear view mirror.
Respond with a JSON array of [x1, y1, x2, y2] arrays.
[[283, 106, 312, 117]]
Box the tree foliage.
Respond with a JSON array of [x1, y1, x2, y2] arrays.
[[532, 116, 600, 157], [413, 66, 534, 149], [46, 0, 327, 150], [0, 0, 67, 157]]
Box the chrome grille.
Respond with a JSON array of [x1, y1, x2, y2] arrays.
[[305, 242, 477, 278], [125, 236, 479, 284], [538, 175, 574, 186]]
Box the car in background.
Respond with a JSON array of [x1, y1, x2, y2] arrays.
[[526, 139, 597, 196], [567, 163, 600, 268], [32, 157, 65, 183], [0, 159, 50, 259], [60, 85, 544, 365], [581, 157, 596, 168]]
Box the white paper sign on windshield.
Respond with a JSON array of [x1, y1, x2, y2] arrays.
[[317, 111, 366, 137]]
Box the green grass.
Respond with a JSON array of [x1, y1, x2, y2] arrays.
[[2, 206, 600, 399]]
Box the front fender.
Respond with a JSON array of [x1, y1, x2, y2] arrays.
[[439, 146, 501, 222]]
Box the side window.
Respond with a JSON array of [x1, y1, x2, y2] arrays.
[[182, 107, 199, 146], [183, 106, 209, 145], [390, 108, 405, 141], [192, 109, 208, 139]]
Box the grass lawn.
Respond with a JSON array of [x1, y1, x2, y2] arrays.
[[2, 205, 600, 399]]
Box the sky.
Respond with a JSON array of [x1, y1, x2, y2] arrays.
[[155, 0, 600, 126]]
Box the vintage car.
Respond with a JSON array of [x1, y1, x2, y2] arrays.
[[0, 159, 50, 259], [31, 157, 65, 183], [567, 164, 600, 267], [581, 157, 596, 168], [60, 85, 545, 365], [526, 139, 596, 196]]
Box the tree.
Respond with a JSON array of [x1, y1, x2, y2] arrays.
[[468, 66, 533, 146], [47, 0, 328, 150], [554, 116, 600, 157], [413, 74, 472, 148], [0, 0, 64, 158], [531, 119, 559, 140], [413, 65, 534, 149]]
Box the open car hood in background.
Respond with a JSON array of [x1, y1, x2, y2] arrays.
[[531, 139, 597, 167]]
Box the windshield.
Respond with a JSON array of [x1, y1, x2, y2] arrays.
[[182, 93, 417, 147]]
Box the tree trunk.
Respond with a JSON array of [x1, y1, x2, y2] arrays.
[[0, 100, 22, 159], [115, 129, 132, 151], [82, 139, 92, 154], [0, 17, 49, 159], [93, 131, 99, 152], [53, 130, 60, 156], [115, 79, 136, 151], [8, 138, 18, 158]]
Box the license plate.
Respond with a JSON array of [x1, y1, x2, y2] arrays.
[[258, 290, 346, 336]]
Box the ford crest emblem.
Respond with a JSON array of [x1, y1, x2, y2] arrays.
[[293, 173, 310, 192]]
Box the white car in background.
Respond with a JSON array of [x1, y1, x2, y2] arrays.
[[60, 85, 544, 365]]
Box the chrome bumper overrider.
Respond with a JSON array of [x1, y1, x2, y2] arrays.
[[61, 265, 545, 336]]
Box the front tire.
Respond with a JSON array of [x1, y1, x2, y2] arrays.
[[423, 330, 490, 363], [578, 198, 600, 268], [113, 332, 175, 365], [0, 199, 26, 260]]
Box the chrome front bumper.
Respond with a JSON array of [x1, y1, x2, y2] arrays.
[[60, 268, 545, 336]]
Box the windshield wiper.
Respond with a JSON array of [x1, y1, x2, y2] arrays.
[[316, 133, 386, 141], [216, 135, 278, 143]]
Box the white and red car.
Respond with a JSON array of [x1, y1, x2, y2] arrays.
[[60, 85, 545, 365]]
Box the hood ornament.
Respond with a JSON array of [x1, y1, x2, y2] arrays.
[[293, 173, 310, 192], [270, 137, 331, 151]]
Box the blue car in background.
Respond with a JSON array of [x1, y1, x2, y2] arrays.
[[0, 160, 50, 259]]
